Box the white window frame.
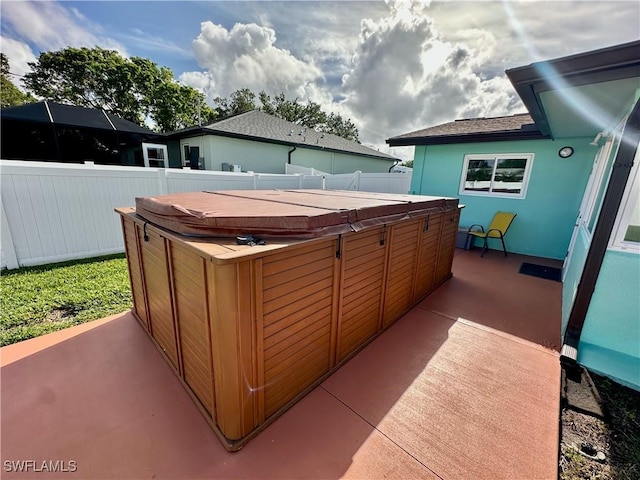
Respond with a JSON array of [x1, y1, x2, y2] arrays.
[[142, 143, 168, 168], [459, 153, 535, 199], [610, 145, 640, 253]]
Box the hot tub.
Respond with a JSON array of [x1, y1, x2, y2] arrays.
[[116, 190, 460, 450]]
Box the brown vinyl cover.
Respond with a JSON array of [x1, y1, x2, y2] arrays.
[[135, 190, 458, 238]]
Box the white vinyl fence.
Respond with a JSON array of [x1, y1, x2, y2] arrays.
[[1, 160, 411, 269]]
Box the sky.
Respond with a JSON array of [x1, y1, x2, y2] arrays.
[[1, 0, 639, 160]]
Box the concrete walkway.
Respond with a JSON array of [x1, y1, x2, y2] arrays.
[[1, 249, 562, 479]]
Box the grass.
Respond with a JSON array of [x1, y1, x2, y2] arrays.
[[560, 371, 640, 480], [1, 254, 132, 346]]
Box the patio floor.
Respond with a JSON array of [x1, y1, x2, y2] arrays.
[[1, 249, 562, 479]]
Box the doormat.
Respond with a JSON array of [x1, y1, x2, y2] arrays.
[[519, 263, 562, 282]]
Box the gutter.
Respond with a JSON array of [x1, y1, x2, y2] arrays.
[[561, 97, 640, 370], [287, 145, 297, 164]]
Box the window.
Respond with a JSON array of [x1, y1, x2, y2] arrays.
[[141, 142, 168, 168], [459, 153, 534, 198]]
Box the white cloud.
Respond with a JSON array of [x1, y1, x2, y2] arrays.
[[122, 29, 192, 58], [186, 21, 324, 101], [339, 0, 522, 148], [179, 0, 639, 156], [0, 35, 36, 84], [1, 1, 127, 55]]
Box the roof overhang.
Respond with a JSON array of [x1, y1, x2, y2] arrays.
[[506, 40, 640, 138], [387, 128, 547, 147]]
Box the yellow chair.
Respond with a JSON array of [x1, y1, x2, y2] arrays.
[[468, 212, 517, 257]]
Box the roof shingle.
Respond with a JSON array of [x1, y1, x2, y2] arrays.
[[386, 113, 546, 146], [175, 110, 397, 161]]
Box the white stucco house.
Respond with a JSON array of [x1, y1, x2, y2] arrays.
[[164, 110, 399, 174]]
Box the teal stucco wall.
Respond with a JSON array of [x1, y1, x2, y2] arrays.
[[578, 250, 640, 389], [410, 137, 594, 259]]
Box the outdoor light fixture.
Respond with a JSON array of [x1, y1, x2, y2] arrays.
[[558, 146, 574, 158]]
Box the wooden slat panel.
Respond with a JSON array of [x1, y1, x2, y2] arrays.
[[264, 288, 333, 327], [264, 313, 329, 351], [263, 255, 335, 290], [337, 227, 386, 361], [263, 268, 333, 303], [264, 300, 333, 338], [383, 219, 421, 327], [344, 247, 386, 271], [340, 319, 378, 356], [264, 275, 333, 315], [122, 219, 148, 326], [138, 228, 179, 369], [262, 239, 335, 418], [341, 284, 381, 316], [343, 227, 383, 251], [343, 255, 384, 294], [265, 342, 330, 417], [434, 210, 460, 285], [265, 323, 332, 376], [262, 240, 334, 274], [170, 244, 214, 415]]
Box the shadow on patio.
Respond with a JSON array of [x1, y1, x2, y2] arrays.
[[1, 248, 562, 479]]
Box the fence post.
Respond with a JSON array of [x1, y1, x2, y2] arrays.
[[1, 201, 20, 270], [158, 168, 169, 194], [355, 170, 362, 191]]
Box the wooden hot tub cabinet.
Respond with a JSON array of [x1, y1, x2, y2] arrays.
[[116, 191, 460, 450]]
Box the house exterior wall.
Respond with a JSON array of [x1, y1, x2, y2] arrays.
[[560, 100, 640, 391], [578, 250, 640, 389], [293, 150, 393, 174], [179, 135, 393, 174], [410, 137, 593, 259]]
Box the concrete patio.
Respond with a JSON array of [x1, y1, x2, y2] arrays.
[[1, 248, 562, 479]]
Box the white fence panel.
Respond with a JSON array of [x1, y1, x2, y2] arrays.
[[166, 170, 256, 192], [255, 174, 304, 190], [1, 161, 161, 268], [325, 173, 359, 191], [285, 164, 329, 176], [300, 175, 324, 189], [1, 160, 413, 268], [359, 173, 411, 194]]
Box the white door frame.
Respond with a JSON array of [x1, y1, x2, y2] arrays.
[[562, 119, 624, 280]]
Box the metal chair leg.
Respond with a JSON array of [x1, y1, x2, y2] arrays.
[[481, 237, 488, 257], [500, 235, 507, 257]]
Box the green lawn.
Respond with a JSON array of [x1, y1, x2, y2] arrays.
[[0, 254, 132, 346]]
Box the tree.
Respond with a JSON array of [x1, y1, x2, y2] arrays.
[[0, 54, 36, 108], [257, 91, 359, 142], [23, 47, 214, 132], [214, 88, 256, 119]]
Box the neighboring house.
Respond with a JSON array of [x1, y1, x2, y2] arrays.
[[164, 110, 398, 173], [387, 40, 640, 390], [0, 101, 163, 166]]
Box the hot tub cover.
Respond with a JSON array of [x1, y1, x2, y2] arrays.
[[135, 190, 459, 238]]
